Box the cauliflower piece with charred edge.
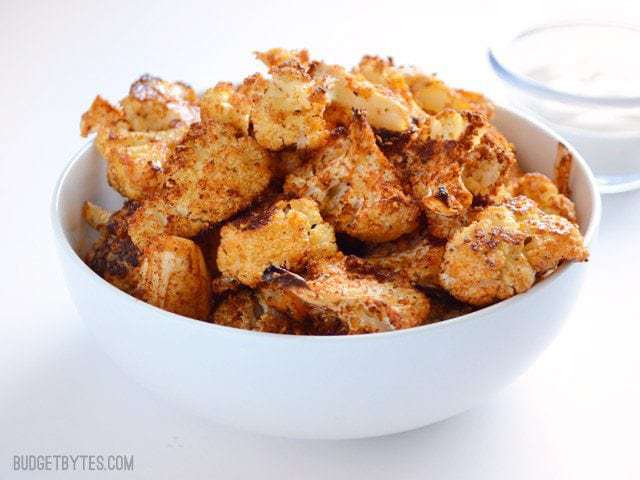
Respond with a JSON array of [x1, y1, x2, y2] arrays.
[[80, 75, 199, 200], [440, 204, 535, 306], [503, 196, 587, 273], [259, 257, 430, 334], [440, 196, 588, 306], [362, 230, 445, 288], [200, 74, 268, 135], [217, 198, 337, 287], [404, 109, 516, 239], [252, 62, 329, 150], [285, 110, 420, 242], [128, 120, 273, 249]]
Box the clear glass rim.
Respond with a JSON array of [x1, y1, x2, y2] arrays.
[[488, 21, 640, 107]]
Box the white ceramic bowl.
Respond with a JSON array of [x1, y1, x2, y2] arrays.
[[51, 106, 601, 439]]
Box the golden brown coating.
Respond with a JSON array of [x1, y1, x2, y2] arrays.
[[210, 289, 302, 334], [285, 111, 420, 242], [255, 48, 311, 69], [554, 143, 573, 197], [121, 74, 199, 131], [362, 230, 445, 288], [84, 201, 142, 295], [252, 63, 329, 150], [354, 55, 427, 124], [260, 257, 430, 334], [511, 172, 577, 222], [95, 126, 189, 200], [404, 109, 516, 239], [440, 196, 588, 306], [399, 66, 495, 118], [81, 49, 590, 335], [217, 198, 337, 287], [80, 96, 128, 136], [311, 62, 415, 132], [439, 204, 535, 306], [199, 74, 268, 135], [127, 120, 273, 248], [135, 235, 211, 320], [82, 201, 112, 229], [503, 196, 588, 273], [81, 76, 199, 200]]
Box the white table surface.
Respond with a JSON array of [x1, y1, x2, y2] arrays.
[[2, 0, 639, 478]]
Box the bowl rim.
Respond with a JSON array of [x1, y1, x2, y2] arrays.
[[488, 21, 640, 107], [51, 104, 602, 342]]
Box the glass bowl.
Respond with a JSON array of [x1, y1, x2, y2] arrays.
[[489, 22, 640, 193]]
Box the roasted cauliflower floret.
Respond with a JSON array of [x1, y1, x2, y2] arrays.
[[128, 120, 273, 248], [362, 230, 445, 288], [95, 126, 189, 200], [511, 172, 577, 222], [217, 198, 337, 287], [354, 55, 427, 123], [554, 142, 573, 197], [199, 74, 268, 135], [399, 66, 495, 118], [80, 76, 199, 200], [440, 196, 588, 306], [255, 48, 311, 69], [503, 196, 588, 273], [285, 111, 420, 242], [211, 289, 302, 334], [260, 257, 430, 334], [135, 235, 211, 320], [84, 201, 142, 295], [404, 109, 516, 239], [440, 205, 535, 306], [252, 63, 328, 150], [121, 74, 199, 131], [80, 96, 128, 136], [311, 62, 415, 133]]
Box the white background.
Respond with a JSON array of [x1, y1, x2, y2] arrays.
[[1, 0, 640, 478]]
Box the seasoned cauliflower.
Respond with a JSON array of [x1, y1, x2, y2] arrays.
[[200, 74, 268, 135], [353, 55, 427, 124], [80, 49, 591, 336], [84, 201, 142, 295], [80, 96, 128, 136], [210, 289, 302, 334], [440, 196, 588, 305], [399, 66, 495, 118], [440, 204, 535, 306], [404, 109, 516, 239], [217, 198, 337, 287], [511, 172, 577, 222], [255, 48, 311, 69], [128, 120, 273, 248], [260, 257, 430, 334], [285, 110, 420, 242], [80, 76, 199, 200], [95, 126, 189, 200], [83, 202, 211, 319], [311, 61, 415, 132], [362, 230, 445, 288], [252, 62, 329, 150], [503, 196, 588, 273], [554, 142, 573, 197], [136, 235, 211, 320], [120, 74, 199, 131]]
